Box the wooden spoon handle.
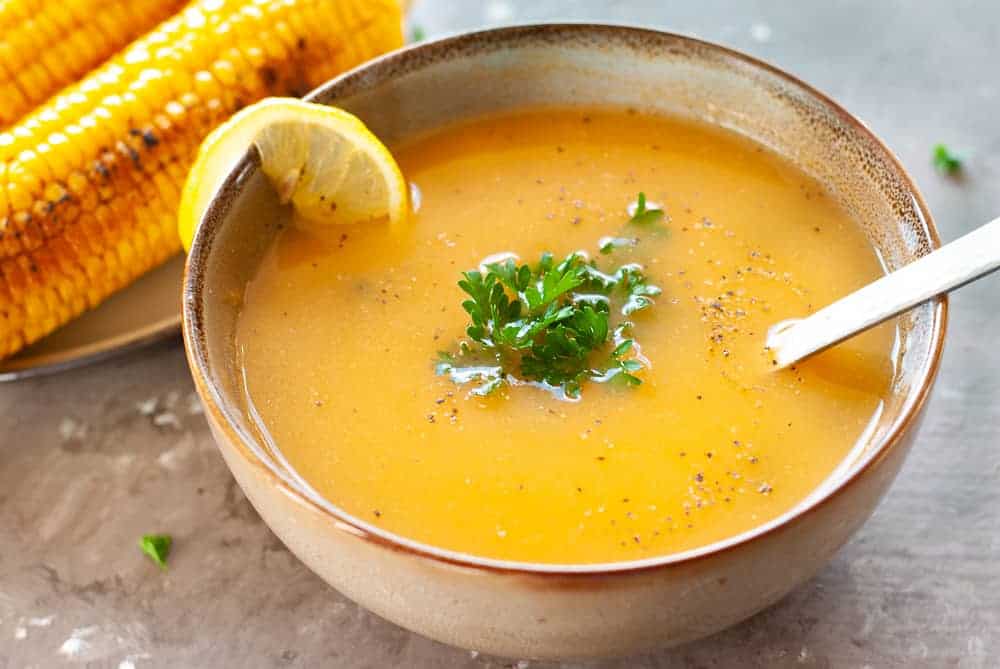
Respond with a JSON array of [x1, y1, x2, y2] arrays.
[[767, 216, 1000, 368]]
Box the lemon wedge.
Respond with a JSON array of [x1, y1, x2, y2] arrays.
[[179, 98, 408, 252]]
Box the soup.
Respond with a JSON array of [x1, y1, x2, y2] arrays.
[[235, 108, 893, 564]]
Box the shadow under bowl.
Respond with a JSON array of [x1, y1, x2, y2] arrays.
[[182, 24, 946, 660]]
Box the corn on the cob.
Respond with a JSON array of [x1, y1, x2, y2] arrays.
[[0, 0, 403, 359], [0, 0, 190, 128]]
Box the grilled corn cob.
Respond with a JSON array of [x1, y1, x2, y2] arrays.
[[0, 0, 403, 359], [0, 0, 189, 128]]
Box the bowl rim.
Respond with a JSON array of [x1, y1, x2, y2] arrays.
[[182, 23, 948, 577]]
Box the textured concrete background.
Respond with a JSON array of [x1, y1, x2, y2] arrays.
[[2, 1, 999, 667]]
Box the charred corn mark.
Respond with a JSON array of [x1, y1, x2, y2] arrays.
[[0, 0, 403, 359], [0, 0, 189, 128]]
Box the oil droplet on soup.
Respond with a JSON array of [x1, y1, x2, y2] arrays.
[[235, 109, 894, 564]]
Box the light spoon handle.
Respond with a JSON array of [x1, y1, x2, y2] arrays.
[[766, 216, 1000, 368]]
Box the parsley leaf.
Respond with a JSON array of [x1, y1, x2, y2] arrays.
[[409, 24, 426, 43], [610, 336, 643, 386], [618, 264, 663, 316], [139, 534, 172, 570], [437, 244, 661, 400], [932, 143, 962, 174], [599, 236, 638, 254], [628, 192, 664, 225]]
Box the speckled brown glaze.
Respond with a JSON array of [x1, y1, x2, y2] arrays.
[[182, 25, 946, 659]]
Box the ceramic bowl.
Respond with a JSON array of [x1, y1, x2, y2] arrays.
[[182, 24, 946, 660]]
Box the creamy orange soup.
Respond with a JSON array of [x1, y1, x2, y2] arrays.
[[235, 109, 893, 564]]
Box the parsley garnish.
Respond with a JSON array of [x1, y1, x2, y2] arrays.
[[628, 192, 664, 225], [139, 534, 172, 570], [409, 24, 426, 43], [599, 236, 638, 254], [932, 144, 962, 174], [436, 247, 660, 399]]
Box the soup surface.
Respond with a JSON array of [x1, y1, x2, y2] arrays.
[[236, 109, 893, 564]]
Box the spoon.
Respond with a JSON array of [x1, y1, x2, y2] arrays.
[[766, 216, 1000, 368]]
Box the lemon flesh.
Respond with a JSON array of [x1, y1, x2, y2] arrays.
[[179, 98, 407, 252]]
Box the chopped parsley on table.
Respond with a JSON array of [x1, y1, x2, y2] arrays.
[[139, 534, 172, 570], [932, 143, 962, 174]]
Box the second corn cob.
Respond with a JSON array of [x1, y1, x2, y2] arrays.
[[0, 0, 189, 128], [0, 0, 404, 359]]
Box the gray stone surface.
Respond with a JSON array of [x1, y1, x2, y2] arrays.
[[2, 1, 999, 667]]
